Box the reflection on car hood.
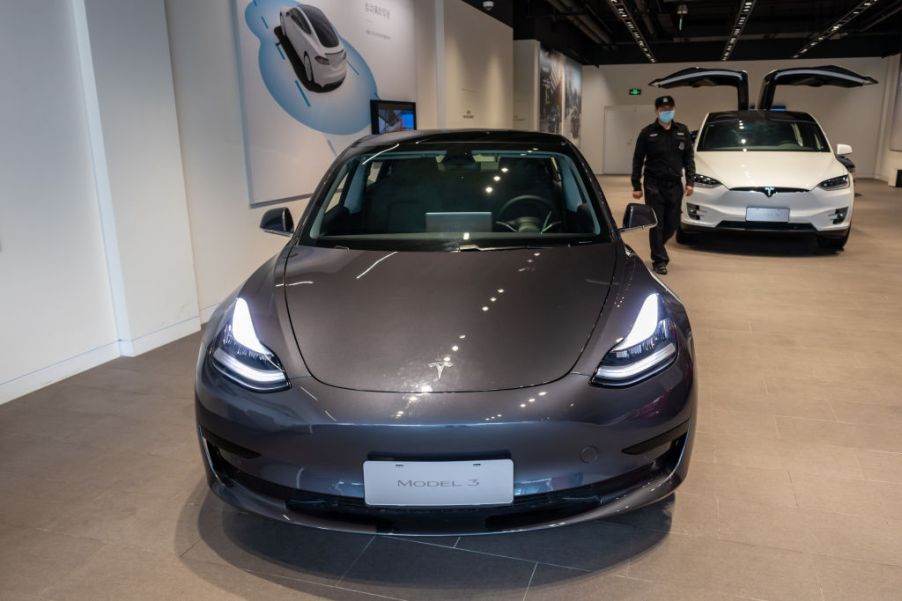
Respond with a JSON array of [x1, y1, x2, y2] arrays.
[[282, 244, 617, 393], [696, 151, 844, 190]]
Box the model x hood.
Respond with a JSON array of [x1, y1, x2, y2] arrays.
[[282, 244, 617, 393], [695, 151, 843, 190]]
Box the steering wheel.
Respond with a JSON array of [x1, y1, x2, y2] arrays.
[[496, 195, 559, 233]]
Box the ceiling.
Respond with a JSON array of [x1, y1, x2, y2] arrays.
[[461, 0, 902, 65]]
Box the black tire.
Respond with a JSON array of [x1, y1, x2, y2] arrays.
[[676, 225, 697, 245], [303, 53, 315, 85], [817, 230, 849, 251]]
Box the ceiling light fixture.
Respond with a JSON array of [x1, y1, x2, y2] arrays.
[[608, 0, 656, 63], [721, 0, 756, 61], [793, 0, 880, 59]]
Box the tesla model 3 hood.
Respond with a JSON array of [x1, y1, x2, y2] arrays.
[[281, 244, 617, 393], [696, 151, 842, 190]]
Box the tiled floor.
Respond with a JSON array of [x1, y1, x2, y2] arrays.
[[2, 177, 902, 600]]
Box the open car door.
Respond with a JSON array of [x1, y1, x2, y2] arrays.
[[649, 67, 750, 110], [758, 65, 877, 110]]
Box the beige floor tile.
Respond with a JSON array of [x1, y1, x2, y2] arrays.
[[816, 556, 902, 601], [791, 472, 902, 521], [714, 496, 902, 566], [776, 415, 902, 453], [42, 543, 384, 601], [0, 524, 104, 597], [626, 533, 822, 601], [856, 449, 902, 483], [679, 461, 797, 508], [525, 567, 747, 601]]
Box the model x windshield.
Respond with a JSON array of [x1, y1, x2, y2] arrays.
[[698, 117, 830, 152], [302, 6, 339, 48], [303, 148, 608, 251]]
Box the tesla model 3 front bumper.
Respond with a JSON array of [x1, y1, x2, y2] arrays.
[[195, 342, 695, 535]]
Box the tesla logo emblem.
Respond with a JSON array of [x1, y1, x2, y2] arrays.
[[763, 186, 777, 197], [428, 358, 454, 381]]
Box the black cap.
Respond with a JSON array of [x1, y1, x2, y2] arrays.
[[655, 95, 675, 109]]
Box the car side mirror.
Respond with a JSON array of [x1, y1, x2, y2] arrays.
[[690, 130, 698, 143], [620, 203, 657, 233], [835, 143, 852, 156], [260, 207, 294, 236]]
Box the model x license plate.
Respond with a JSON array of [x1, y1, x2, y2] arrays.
[[746, 207, 790, 222], [363, 459, 514, 506]]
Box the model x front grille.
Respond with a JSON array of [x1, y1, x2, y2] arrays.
[[730, 187, 809, 194]]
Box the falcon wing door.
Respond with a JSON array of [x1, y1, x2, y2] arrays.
[[758, 65, 877, 110], [649, 67, 750, 110]]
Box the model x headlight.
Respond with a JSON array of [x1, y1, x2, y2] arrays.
[[819, 175, 849, 190], [210, 298, 288, 391], [693, 174, 722, 188], [591, 294, 677, 387]]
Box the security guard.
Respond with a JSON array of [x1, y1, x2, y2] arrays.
[[631, 95, 696, 275]]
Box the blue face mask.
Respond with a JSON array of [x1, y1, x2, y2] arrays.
[[658, 110, 675, 124]]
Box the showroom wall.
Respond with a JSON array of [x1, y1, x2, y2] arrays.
[[164, 0, 306, 321], [441, 0, 513, 129], [0, 0, 518, 404], [877, 54, 902, 184], [582, 56, 890, 178], [0, 0, 120, 401]]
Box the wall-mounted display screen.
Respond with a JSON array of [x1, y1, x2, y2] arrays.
[[370, 100, 417, 134]]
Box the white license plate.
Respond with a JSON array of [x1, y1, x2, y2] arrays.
[[363, 459, 514, 507], [746, 207, 790, 222]]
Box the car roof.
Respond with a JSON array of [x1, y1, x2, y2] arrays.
[[349, 129, 573, 152], [706, 110, 817, 123]]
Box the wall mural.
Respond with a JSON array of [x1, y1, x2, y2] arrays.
[[234, 0, 415, 205], [564, 58, 582, 146], [538, 48, 563, 135], [538, 47, 581, 146]]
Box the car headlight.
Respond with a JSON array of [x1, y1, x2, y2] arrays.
[[693, 174, 721, 188], [819, 175, 849, 190], [591, 294, 677, 387], [210, 298, 289, 392], [314, 55, 329, 65]]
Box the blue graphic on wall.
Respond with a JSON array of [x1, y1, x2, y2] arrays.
[[244, 0, 378, 135]]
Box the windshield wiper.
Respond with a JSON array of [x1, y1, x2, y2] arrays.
[[457, 243, 554, 252]]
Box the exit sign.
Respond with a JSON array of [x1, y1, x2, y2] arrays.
[[629, 88, 642, 96]]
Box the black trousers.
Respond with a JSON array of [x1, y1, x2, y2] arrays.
[[644, 178, 683, 265]]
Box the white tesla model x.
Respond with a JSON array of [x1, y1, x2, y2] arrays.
[[279, 3, 347, 89], [650, 66, 876, 250]]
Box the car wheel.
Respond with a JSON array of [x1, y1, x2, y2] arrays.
[[303, 53, 314, 84], [676, 225, 697, 245], [817, 229, 849, 251]]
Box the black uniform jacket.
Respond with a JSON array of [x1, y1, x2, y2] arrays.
[[631, 120, 696, 192]]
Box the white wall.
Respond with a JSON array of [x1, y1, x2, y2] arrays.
[[582, 57, 889, 177], [442, 0, 513, 128], [0, 0, 119, 401], [414, 0, 441, 129], [81, 0, 200, 354], [164, 0, 307, 320], [513, 39, 540, 131], [876, 54, 902, 185]]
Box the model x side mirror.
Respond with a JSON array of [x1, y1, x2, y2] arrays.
[[690, 130, 698, 142], [260, 207, 294, 236], [620, 203, 657, 233], [835, 143, 853, 156]]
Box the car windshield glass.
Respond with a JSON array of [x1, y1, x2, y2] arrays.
[[303, 148, 607, 251], [301, 6, 339, 47], [698, 118, 829, 152]]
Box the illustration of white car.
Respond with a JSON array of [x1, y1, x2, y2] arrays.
[[279, 4, 347, 89]]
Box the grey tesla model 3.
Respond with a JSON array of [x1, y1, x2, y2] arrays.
[[195, 130, 696, 535]]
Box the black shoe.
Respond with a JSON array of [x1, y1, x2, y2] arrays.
[[653, 263, 668, 275]]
